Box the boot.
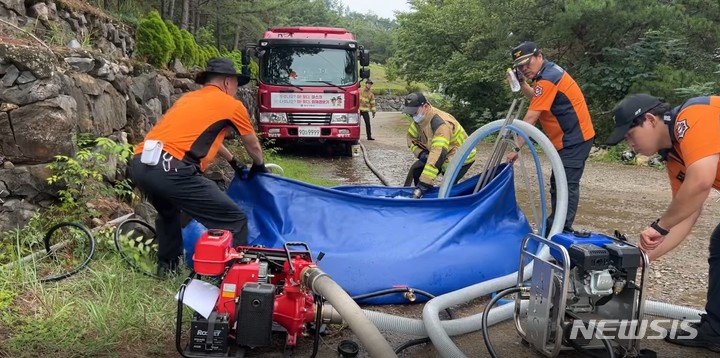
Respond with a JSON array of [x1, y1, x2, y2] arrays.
[[665, 314, 720, 352]]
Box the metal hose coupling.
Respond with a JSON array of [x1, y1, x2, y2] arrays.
[[322, 303, 344, 324], [300, 265, 329, 292]]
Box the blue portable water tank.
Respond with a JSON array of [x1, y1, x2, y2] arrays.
[[549, 231, 614, 265], [181, 220, 207, 269]]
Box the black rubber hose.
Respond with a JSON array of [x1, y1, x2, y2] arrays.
[[351, 287, 454, 319], [564, 320, 616, 358], [114, 217, 160, 278], [350, 287, 454, 354], [358, 142, 391, 186], [40, 222, 96, 283], [310, 294, 323, 358], [176, 273, 196, 358], [482, 286, 522, 358], [394, 337, 431, 354]]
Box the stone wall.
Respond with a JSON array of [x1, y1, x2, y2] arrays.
[[376, 95, 404, 112], [0, 1, 259, 236], [1, 0, 134, 59], [0, 41, 258, 232]]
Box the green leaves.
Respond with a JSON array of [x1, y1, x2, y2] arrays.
[[135, 11, 176, 68], [389, 0, 720, 139], [46, 134, 136, 207]]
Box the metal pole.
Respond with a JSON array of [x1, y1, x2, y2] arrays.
[[474, 99, 518, 193], [474, 98, 527, 193], [484, 99, 527, 187]]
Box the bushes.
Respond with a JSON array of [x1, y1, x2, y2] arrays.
[[181, 29, 200, 68], [135, 11, 175, 68], [165, 20, 184, 64], [221, 48, 243, 71], [135, 15, 267, 72], [135, 13, 220, 69]]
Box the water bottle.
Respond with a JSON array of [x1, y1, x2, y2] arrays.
[[507, 68, 521, 92]]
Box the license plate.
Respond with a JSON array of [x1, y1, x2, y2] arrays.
[[298, 126, 321, 137]]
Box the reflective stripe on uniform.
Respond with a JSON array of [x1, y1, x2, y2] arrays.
[[422, 165, 439, 179], [408, 123, 419, 137], [465, 148, 476, 164], [432, 137, 449, 150]]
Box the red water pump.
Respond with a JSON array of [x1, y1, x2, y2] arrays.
[[176, 229, 327, 357]]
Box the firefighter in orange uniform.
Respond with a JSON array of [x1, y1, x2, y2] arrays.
[[507, 41, 595, 235], [606, 94, 720, 352], [130, 58, 269, 277]]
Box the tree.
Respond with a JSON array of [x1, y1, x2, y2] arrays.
[[389, 0, 720, 136], [135, 11, 176, 68], [181, 0, 190, 29]]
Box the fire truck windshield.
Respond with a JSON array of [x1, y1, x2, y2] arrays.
[[261, 47, 357, 87]]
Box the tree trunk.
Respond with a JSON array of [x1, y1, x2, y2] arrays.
[[160, 0, 166, 19], [233, 24, 241, 50], [181, 0, 190, 29], [193, 0, 201, 36], [215, 0, 221, 49], [169, 0, 176, 23]]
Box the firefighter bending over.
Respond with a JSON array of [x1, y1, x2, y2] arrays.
[[402, 92, 476, 198], [130, 58, 269, 277]]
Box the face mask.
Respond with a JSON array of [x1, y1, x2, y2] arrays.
[[413, 112, 424, 123]]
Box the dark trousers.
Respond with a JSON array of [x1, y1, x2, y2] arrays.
[[707, 224, 720, 335], [360, 111, 372, 139], [545, 138, 594, 235], [411, 160, 473, 186], [129, 155, 248, 264]]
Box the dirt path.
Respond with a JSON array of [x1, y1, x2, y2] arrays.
[[284, 112, 717, 357]]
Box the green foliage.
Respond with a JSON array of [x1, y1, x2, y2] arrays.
[[165, 20, 184, 62], [46, 134, 135, 219], [366, 63, 429, 96], [218, 48, 258, 79], [390, 0, 720, 135], [591, 142, 631, 164], [221, 48, 243, 70], [180, 29, 200, 68], [196, 26, 216, 48], [425, 92, 454, 113], [225, 137, 338, 187], [108, 0, 144, 28], [196, 45, 221, 68], [0, 254, 186, 357], [135, 11, 175, 68]]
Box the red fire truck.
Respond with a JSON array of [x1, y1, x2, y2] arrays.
[[243, 27, 370, 156]]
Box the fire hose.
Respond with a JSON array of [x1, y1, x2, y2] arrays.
[[302, 267, 398, 357], [352, 118, 704, 357]]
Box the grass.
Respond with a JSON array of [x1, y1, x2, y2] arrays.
[[0, 250, 185, 358], [266, 153, 339, 187], [0, 152, 337, 358], [367, 63, 430, 96]]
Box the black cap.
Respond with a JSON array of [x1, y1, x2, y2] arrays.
[[606, 94, 663, 145], [337, 340, 359, 357], [512, 41, 539, 68], [366, 79, 374, 84], [195, 57, 250, 86], [402, 92, 428, 115]]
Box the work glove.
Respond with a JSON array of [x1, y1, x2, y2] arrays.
[[418, 150, 429, 163], [248, 162, 270, 179], [372, 112, 376, 118], [228, 157, 244, 174], [412, 182, 432, 199]]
